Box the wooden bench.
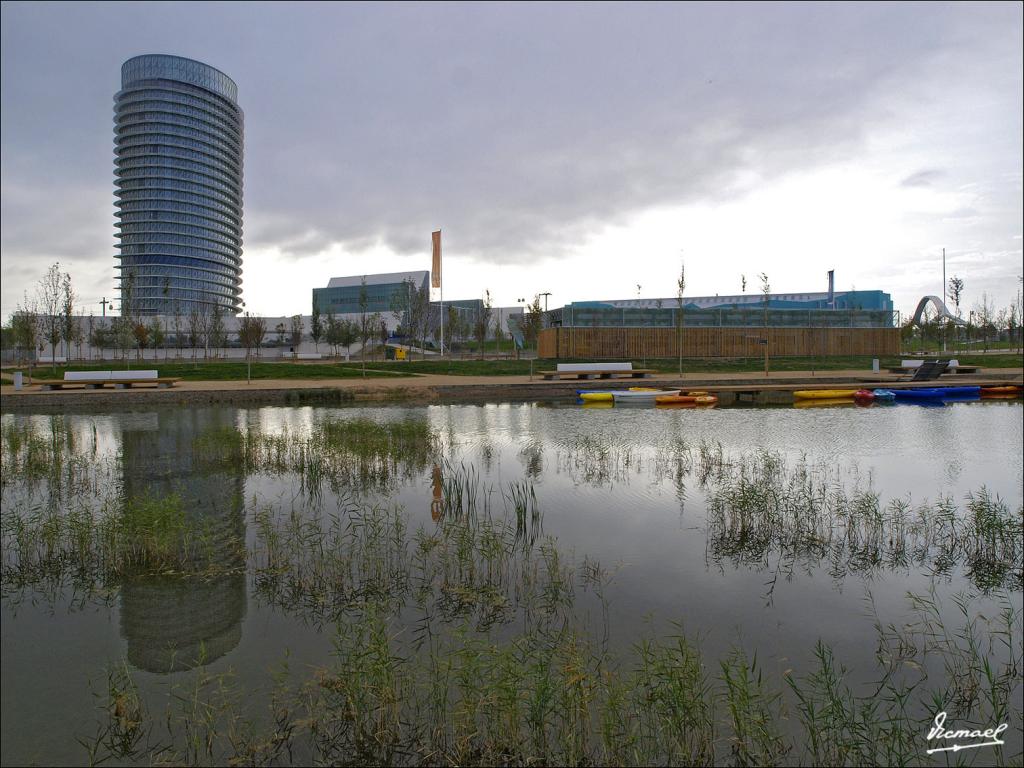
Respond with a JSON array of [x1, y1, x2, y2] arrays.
[[35, 370, 181, 390], [539, 362, 656, 380]]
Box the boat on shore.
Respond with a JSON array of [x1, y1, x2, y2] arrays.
[[612, 389, 681, 403], [892, 386, 980, 400], [578, 391, 616, 402], [981, 385, 1023, 397], [793, 389, 859, 400], [656, 393, 719, 405]]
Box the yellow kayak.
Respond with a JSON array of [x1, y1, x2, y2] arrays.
[[792, 389, 859, 400], [579, 392, 615, 402]]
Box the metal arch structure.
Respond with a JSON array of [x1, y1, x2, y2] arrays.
[[911, 295, 965, 326]]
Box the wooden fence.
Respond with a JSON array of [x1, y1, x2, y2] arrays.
[[537, 326, 901, 359]]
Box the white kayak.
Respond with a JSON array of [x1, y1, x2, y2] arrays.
[[611, 389, 681, 403]]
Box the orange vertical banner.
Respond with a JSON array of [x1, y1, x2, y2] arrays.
[[431, 230, 442, 288]]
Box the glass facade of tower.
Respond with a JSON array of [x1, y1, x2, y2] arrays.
[[114, 55, 243, 316]]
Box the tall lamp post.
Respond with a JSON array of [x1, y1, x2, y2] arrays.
[[539, 292, 551, 312]]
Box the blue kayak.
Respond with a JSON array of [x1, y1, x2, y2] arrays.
[[892, 386, 980, 400], [872, 389, 896, 400]]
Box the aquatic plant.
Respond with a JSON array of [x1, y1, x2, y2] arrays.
[[74, 587, 1021, 767]]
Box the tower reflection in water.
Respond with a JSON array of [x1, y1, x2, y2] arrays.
[[118, 408, 247, 673]]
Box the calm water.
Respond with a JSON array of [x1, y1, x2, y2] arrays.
[[2, 399, 1022, 765]]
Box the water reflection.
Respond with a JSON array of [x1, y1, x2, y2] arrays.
[[119, 408, 247, 673], [430, 463, 443, 522]]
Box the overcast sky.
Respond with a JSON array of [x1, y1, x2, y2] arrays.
[[2, 1, 1021, 321]]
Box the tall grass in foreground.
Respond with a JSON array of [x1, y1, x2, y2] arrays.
[[70, 461, 1024, 766], [83, 583, 1022, 766]]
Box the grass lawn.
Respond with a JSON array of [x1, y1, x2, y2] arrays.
[[12, 359, 410, 381], [6, 352, 1021, 382]]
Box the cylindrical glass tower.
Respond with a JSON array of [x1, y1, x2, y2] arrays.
[[114, 54, 243, 316]]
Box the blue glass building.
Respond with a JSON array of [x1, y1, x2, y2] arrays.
[[312, 271, 431, 315], [554, 289, 895, 328], [114, 55, 244, 315]]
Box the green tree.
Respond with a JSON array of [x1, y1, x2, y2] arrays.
[[9, 294, 39, 377], [310, 302, 323, 352], [238, 312, 266, 382], [188, 306, 203, 364], [474, 290, 493, 359], [948, 275, 965, 351], [443, 305, 461, 355], [973, 293, 995, 351], [149, 317, 165, 360], [90, 317, 109, 360], [209, 305, 226, 358], [172, 300, 184, 359], [759, 273, 770, 376], [289, 314, 304, 352], [492, 313, 505, 357], [338, 317, 358, 360], [38, 262, 64, 371], [358, 278, 372, 375], [524, 296, 544, 351], [132, 322, 149, 360], [60, 272, 76, 360], [676, 260, 686, 376]]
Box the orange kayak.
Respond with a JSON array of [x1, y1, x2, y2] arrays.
[[656, 393, 718, 405], [981, 386, 1022, 396]]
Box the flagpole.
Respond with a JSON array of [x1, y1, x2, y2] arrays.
[[432, 229, 444, 358]]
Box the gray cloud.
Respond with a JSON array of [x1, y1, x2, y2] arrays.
[[901, 169, 946, 188], [2, 1, 1022, 315]]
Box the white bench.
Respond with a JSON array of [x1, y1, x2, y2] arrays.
[[39, 369, 177, 390], [557, 362, 633, 372], [65, 371, 113, 381], [541, 362, 655, 380], [109, 370, 158, 380], [898, 359, 962, 369]]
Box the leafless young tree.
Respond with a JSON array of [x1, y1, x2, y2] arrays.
[[9, 293, 39, 378], [524, 296, 543, 352], [172, 299, 184, 359], [238, 312, 267, 382], [37, 262, 64, 371], [289, 314, 304, 352], [60, 272, 76, 360], [973, 292, 996, 351], [474, 290, 493, 359], [188, 305, 203, 363]]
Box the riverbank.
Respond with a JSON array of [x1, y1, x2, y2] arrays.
[[2, 366, 1020, 410]]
